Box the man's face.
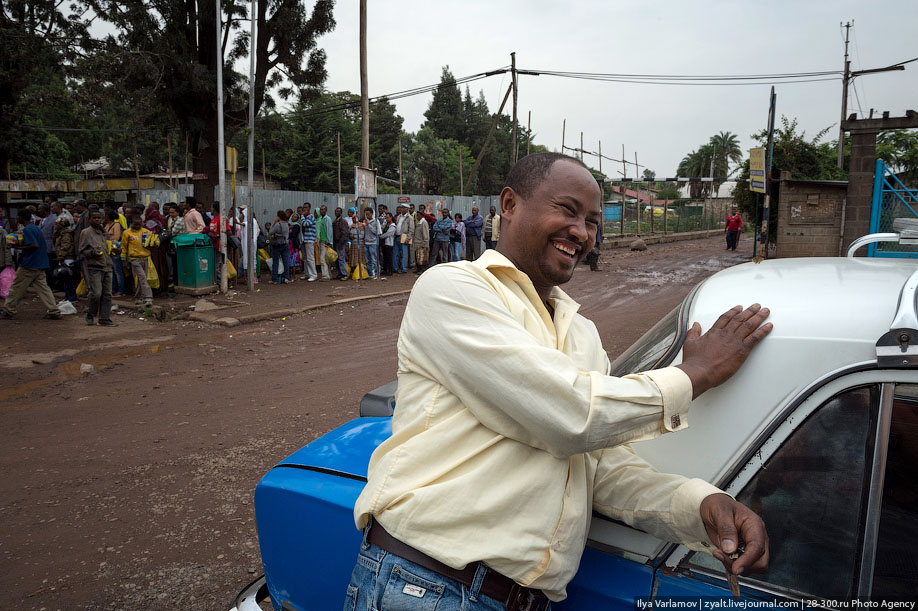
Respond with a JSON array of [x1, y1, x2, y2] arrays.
[[409, 205, 415, 214], [304, 204, 311, 215], [417, 205, 424, 214], [131, 217, 142, 230], [334, 208, 342, 219], [489, 206, 496, 216], [498, 160, 602, 294], [320, 205, 327, 216], [472, 207, 479, 216], [51, 203, 62, 215], [365, 209, 373, 220], [89, 212, 103, 229]]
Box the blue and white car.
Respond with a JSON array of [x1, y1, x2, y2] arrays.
[[232, 235, 918, 610]]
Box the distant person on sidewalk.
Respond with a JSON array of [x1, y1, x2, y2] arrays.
[[317, 205, 334, 281], [485, 205, 500, 249], [333, 207, 349, 280], [394, 205, 414, 274], [300, 202, 318, 282], [412, 210, 429, 274], [725, 206, 743, 251], [122, 215, 154, 306], [78, 210, 117, 326], [269, 210, 290, 285], [450, 213, 465, 262], [0, 209, 62, 320], [361, 207, 381, 279], [463, 206, 483, 260], [432, 208, 453, 265], [53, 216, 78, 303], [182, 197, 205, 234]]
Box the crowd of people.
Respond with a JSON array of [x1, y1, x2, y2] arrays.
[[262, 202, 502, 283], [0, 194, 253, 323], [0, 194, 508, 320]]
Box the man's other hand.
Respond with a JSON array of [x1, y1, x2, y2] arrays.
[[700, 493, 769, 575], [678, 304, 772, 399]]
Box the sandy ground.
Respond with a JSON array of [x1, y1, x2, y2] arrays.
[[0, 236, 749, 610]]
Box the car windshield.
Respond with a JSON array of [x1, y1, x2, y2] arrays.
[[609, 290, 693, 376]]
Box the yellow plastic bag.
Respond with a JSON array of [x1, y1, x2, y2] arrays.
[[76, 277, 87, 297], [257, 248, 270, 262], [325, 247, 338, 265], [348, 263, 368, 280], [227, 259, 237, 279], [147, 257, 160, 289]]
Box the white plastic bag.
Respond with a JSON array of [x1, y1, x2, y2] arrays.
[[57, 299, 78, 315]]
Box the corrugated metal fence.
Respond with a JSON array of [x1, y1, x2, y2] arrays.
[[138, 186, 501, 228]]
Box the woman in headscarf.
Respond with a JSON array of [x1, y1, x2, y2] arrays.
[[144, 202, 167, 232]]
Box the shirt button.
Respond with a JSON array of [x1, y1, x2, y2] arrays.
[[552, 541, 561, 551], [671, 414, 681, 429]]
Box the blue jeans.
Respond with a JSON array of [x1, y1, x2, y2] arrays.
[[271, 245, 289, 282], [337, 246, 348, 277], [394, 242, 408, 272], [345, 533, 509, 611], [451, 241, 461, 261], [364, 244, 378, 277], [111, 254, 125, 294]]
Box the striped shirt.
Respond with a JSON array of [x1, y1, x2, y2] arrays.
[[302, 213, 317, 243]]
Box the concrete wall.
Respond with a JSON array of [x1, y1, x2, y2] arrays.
[[776, 180, 848, 258]]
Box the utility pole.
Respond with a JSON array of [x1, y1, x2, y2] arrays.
[[526, 110, 531, 157], [245, 0, 256, 292], [580, 132, 584, 161], [621, 144, 627, 235], [215, 0, 227, 294], [337, 130, 342, 193], [561, 119, 565, 154], [459, 144, 464, 196], [837, 21, 852, 170], [359, 0, 369, 169], [510, 52, 518, 164], [598, 141, 602, 174], [398, 134, 403, 194]]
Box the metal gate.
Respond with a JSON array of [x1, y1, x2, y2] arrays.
[[870, 159, 918, 257]]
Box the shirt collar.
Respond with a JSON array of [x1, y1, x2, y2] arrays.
[[471, 249, 580, 311]]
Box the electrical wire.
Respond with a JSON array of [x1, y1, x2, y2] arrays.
[[517, 68, 842, 86]]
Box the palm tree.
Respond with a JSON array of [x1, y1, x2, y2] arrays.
[[677, 146, 712, 198]]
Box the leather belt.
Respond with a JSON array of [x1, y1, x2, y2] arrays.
[[367, 522, 550, 611]]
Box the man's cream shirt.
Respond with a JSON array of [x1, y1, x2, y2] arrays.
[[354, 249, 722, 601]]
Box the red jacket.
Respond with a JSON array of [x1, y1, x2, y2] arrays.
[[725, 214, 743, 232]]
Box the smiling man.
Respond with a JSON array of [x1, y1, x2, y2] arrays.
[[347, 153, 772, 611]]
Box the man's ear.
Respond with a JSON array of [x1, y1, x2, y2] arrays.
[[499, 186, 517, 220]]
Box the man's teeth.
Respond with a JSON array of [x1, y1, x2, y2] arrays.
[[553, 242, 576, 256]]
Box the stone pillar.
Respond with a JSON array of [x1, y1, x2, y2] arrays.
[[843, 130, 878, 252]]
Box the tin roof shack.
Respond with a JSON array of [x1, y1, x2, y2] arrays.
[[776, 175, 848, 258]]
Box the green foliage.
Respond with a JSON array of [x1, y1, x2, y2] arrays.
[[424, 67, 464, 142], [877, 129, 918, 185]]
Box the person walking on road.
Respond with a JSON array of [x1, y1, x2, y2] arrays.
[[725, 206, 743, 251], [0, 209, 62, 320], [78, 209, 117, 326]]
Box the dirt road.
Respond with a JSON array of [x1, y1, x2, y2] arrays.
[[0, 236, 748, 610]]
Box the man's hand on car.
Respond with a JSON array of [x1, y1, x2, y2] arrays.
[[678, 304, 772, 399]]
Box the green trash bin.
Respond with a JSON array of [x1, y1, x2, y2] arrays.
[[173, 233, 216, 294]]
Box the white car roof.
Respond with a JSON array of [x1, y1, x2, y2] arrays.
[[633, 257, 915, 483], [596, 257, 916, 559]]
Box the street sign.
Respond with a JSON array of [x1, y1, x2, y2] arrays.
[[397, 196, 411, 203], [354, 166, 377, 199], [749, 148, 766, 193]]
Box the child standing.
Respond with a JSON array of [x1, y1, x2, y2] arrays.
[[122, 216, 154, 306]]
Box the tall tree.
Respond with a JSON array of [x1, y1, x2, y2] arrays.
[[423, 67, 463, 143], [709, 131, 742, 172], [80, 0, 335, 205], [0, 1, 86, 181]]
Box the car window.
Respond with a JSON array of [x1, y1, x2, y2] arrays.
[[609, 302, 686, 376], [871, 383, 918, 598], [686, 385, 879, 599]]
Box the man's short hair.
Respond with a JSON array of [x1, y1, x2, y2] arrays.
[[17, 209, 31, 223], [505, 152, 591, 200]]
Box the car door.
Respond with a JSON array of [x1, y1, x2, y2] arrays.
[[651, 371, 918, 605]]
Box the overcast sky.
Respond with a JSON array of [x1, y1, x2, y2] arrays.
[[310, 0, 917, 182]]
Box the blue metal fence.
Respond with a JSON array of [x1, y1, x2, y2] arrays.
[[869, 159, 918, 257]]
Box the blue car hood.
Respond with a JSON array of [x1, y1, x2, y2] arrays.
[[276, 417, 392, 480]]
